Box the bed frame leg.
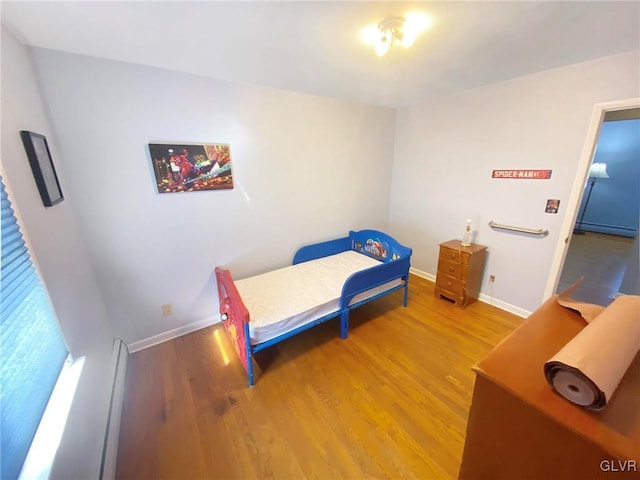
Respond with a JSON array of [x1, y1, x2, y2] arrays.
[[245, 329, 255, 387], [403, 276, 409, 307], [248, 356, 255, 387], [340, 310, 349, 339]]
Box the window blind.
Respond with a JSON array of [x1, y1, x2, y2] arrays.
[[1, 175, 69, 480]]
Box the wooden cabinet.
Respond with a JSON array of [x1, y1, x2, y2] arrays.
[[459, 296, 640, 479], [434, 240, 487, 308]]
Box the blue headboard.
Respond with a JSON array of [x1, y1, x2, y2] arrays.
[[349, 230, 412, 263]]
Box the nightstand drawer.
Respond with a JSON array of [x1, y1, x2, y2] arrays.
[[436, 275, 464, 295], [438, 259, 463, 279], [439, 246, 470, 265]]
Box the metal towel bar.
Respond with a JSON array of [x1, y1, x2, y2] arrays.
[[488, 221, 549, 237]]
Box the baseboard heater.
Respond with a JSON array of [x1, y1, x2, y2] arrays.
[[99, 338, 129, 479]]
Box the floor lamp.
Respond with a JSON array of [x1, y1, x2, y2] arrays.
[[574, 162, 609, 234]]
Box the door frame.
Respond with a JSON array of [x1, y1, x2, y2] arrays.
[[544, 97, 640, 300]]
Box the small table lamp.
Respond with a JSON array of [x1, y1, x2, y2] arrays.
[[461, 219, 472, 247]]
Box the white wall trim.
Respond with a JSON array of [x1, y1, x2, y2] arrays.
[[128, 317, 218, 353], [410, 268, 530, 318], [410, 267, 436, 282], [543, 97, 640, 301], [99, 339, 128, 480], [477, 293, 531, 318]]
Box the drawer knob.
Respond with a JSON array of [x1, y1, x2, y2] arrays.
[[447, 281, 452, 287], [448, 266, 454, 272], [450, 253, 456, 259]]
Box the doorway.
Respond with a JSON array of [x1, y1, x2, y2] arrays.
[[545, 99, 640, 305], [556, 109, 639, 305]]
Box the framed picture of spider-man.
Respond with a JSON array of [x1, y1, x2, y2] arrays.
[[148, 142, 233, 194]]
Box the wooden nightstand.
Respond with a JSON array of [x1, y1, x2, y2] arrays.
[[434, 239, 487, 308]]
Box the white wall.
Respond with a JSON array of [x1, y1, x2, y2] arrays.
[[29, 48, 397, 346], [1, 26, 115, 480], [390, 50, 640, 313]]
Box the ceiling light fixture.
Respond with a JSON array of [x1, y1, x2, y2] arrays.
[[362, 13, 431, 57]]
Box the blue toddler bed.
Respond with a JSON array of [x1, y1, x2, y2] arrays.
[[215, 229, 412, 386]]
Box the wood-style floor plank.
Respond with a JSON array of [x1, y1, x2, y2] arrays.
[[116, 275, 522, 479], [558, 232, 634, 305]]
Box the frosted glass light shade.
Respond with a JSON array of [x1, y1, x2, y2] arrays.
[[374, 33, 392, 56], [364, 14, 431, 56], [589, 163, 609, 178]]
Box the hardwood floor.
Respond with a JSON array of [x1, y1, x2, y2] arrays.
[[116, 275, 522, 479], [557, 232, 635, 306]]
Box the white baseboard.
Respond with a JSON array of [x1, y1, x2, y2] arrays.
[[409, 268, 530, 318], [477, 293, 530, 318], [99, 339, 128, 480], [128, 317, 218, 353], [410, 267, 436, 282]]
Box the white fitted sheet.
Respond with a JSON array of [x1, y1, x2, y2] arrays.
[[234, 250, 401, 345]]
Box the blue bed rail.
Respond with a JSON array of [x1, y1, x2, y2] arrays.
[[292, 236, 350, 264], [339, 256, 411, 338]]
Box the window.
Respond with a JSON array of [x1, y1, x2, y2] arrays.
[[1, 175, 69, 480]]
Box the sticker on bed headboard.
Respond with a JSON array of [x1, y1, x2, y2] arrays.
[[354, 238, 392, 260]]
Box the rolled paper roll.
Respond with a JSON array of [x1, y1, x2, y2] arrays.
[[544, 295, 640, 410], [547, 367, 602, 408]]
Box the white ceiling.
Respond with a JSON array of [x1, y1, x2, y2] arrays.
[[2, 1, 639, 108]]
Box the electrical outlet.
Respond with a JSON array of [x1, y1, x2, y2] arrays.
[[161, 303, 173, 316], [489, 275, 496, 284]]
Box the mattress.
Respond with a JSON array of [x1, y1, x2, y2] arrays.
[[234, 250, 401, 345]]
